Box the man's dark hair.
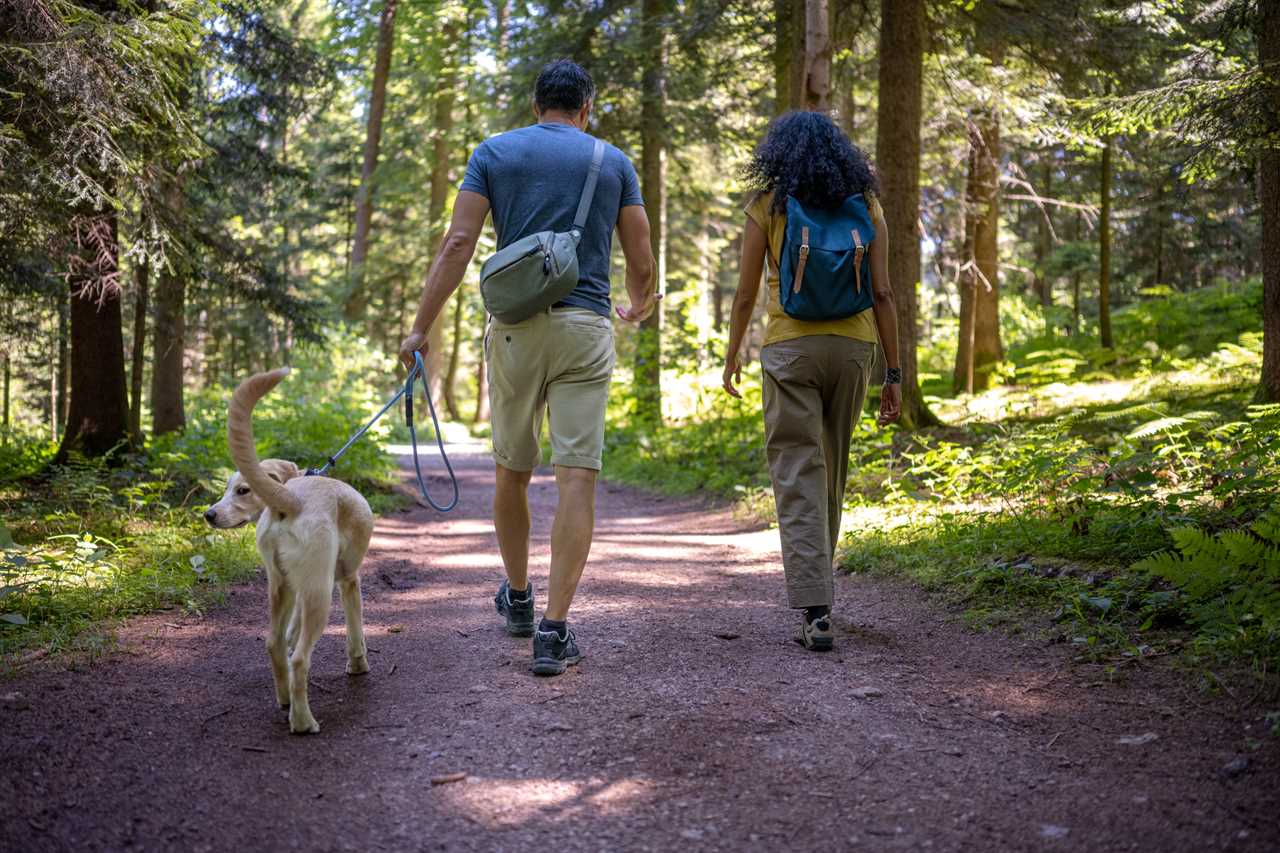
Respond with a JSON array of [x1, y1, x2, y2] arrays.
[[534, 60, 596, 113]]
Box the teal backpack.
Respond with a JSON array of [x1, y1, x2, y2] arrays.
[[778, 194, 875, 322]]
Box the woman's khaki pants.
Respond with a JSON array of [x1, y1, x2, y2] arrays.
[[761, 335, 874, 608]]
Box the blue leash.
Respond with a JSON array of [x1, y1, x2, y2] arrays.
[[305, 351, 459, 513]]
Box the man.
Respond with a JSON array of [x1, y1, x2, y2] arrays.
[[399, 59, 657, 676]]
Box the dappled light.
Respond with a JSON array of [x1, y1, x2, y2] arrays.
[[3, 0, 1279, 848]]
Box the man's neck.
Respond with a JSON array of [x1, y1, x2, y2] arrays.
[[537, 111, 581, 129]]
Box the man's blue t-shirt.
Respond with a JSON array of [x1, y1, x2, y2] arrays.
[[459, 122, 644, 318]]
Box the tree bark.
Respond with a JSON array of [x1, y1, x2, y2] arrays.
[[56, 293, 68, 435], [344, 0, 399, 323], [474, 356, 490, 425], [442, 293, 463, 420], [128, 237, 149, 445], [875, 0, 937, 427], [636, 0, 669, 426], [803, 0, 831, 111], [1099, 134, 1114, 349], [1257, 2, 1280, 402], [151, 178, 187, 436], [955, 144, 979, 395], [1033, 157, 1052, 308], [1072, 209, 1082, 336], [423, 33, 458, 402], [774, 0, 805, 114], [57, 211, 129, 460], [954, 111, 1002, 393]]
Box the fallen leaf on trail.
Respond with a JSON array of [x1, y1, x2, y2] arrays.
[[713, 632, 740, 641], [851, 687, 884, 699], [430, 772, 467, 786], [388, 625, 403, 634]]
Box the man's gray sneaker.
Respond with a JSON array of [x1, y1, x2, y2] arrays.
[[799, 613, 834, 651], [494, 581, 535, 637], [531, 625, 582, 676]]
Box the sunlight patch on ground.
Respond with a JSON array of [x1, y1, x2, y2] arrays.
[[436, 775, 653, 827]]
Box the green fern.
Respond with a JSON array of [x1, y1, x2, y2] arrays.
[[1134, 511, 1280, 655]]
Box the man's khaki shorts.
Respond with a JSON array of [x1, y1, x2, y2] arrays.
[[485, 306, 616, 471]]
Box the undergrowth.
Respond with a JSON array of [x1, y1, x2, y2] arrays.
[[0, 330, 405, 671]]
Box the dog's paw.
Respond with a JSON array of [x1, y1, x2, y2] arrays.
[[289, 711, 320, 735], [346, 655, 370, 676]]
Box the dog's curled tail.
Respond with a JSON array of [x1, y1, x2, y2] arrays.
[[228, 368, 302, 518]]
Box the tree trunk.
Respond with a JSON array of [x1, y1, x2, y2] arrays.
[[344, 0, 399, 323], [1257, 3, 1280, 402], [442, 293, 464, 420], [1033, 157, 1052, 308], [1098, 135, 1114, 349], [423, 34, 458, 402], [803, 0, 831, 111], [635, 0, 669, 426], [2, 351, 9, 439], [57, 211, 129, 460], [954, 111, 1002, 393], [875, 0, 937, 428], [774, 0, 805, 114], [955, 147, 979, 395], [1072, 209, 1082, 336], [128, 240, 149, 445], [56, 293, 68, 435], [151, 178, 187, 436]]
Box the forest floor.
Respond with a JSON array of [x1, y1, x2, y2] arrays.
[[2, 448, 1278, 852]]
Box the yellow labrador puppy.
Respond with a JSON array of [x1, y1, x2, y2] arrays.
[[204, 368, 374, 734]]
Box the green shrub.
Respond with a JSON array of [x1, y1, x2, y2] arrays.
[[0, 329, 403, 666]]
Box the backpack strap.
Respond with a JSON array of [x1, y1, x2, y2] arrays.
[[572, 139, 606, 236], [793, 225, 810, 293], [852, 228, 865, 293]]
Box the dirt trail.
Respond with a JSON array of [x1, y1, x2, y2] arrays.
[[2, 448, 1277, 852]]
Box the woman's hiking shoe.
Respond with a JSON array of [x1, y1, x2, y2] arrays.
[[799, 612, 834, 651], [531, 625, 582, 676], [494, 581, 535, 637]]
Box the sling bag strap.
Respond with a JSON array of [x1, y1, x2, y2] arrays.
[[571, 138, 606, 237]]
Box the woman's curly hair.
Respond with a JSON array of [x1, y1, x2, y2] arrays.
[[742, 111, 879, 215]]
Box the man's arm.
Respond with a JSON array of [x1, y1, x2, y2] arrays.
[[722, 217, 767, 398], [399, 190, 490, 369], [868, 211, 902, 425], [615, 204, 657, 324]]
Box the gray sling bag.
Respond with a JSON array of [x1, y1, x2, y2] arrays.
[[479, 138, 606, 324]]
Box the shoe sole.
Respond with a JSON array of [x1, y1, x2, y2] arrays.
[[796, 635, 834, 652], [531, 653, 582, 677]]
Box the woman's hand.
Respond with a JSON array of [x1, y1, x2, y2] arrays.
[[398, 330, 428, 371], [878, 381, 901, 427], [722, 352, 743, 398]]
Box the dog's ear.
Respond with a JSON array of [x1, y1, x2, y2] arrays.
[[262, 459, 301, 484]]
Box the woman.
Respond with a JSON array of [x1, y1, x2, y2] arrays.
[[722, 111, 902, 651]]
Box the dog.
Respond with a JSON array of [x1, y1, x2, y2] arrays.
[[204, 368, 374, 734]]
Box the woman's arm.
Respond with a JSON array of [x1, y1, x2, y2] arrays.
[[722, 217, 768, 398], [869, 212, 902, 425]]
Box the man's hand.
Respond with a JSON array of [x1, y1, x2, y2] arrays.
[[616, 291, 660, 324], [399, 330, 429, 371], [878, 381, 902, 427], [722, 352, 743, 398]]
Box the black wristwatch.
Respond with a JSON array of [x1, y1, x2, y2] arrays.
[[884, 367, 902, 385]]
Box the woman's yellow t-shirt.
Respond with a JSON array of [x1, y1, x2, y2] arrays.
[[745, 191, 882, 347]]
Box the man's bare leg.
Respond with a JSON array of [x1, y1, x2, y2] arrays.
[[544, 465, 598, 621], [493, 464, 533, 591]]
